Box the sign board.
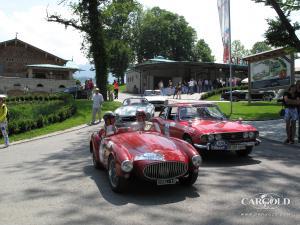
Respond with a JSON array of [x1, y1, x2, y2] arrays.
[[249, 54, 294, 90]]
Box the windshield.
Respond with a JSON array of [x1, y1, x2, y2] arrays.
[[179, 105, 226, 120], [116, 121, 160, 133], [123, 98, 148, 106]]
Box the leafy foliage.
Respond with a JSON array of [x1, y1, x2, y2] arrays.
[[251, 41, 272, 54], [253, 0, 300, 51], [136, 7, 197, 62], [231, 40, 250, 59], [192, 39, 215, 62]]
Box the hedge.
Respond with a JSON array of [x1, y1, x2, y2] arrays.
[[5, 93, 68, 104], [200, 85, 248, 100], [6, 105, 77, 135]]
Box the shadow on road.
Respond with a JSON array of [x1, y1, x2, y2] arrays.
[[83, 164, 200, 206], [201, 151, 261, 167]]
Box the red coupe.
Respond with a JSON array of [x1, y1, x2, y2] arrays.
[[89, 123, 202, 192], [152, 102, 260, 157]]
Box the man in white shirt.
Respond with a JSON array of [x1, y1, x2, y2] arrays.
[[91, 88, 104, 124]]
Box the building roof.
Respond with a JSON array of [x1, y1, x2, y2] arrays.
[[26, 64, 79, 71], [0, 38, 67, 63], [243, 48, 291, 62]]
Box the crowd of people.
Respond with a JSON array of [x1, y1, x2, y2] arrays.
[[158, 78, 241, 98]]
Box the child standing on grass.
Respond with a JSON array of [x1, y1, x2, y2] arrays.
[[0, 95, 9, 147]]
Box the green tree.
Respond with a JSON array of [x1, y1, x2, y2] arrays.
[[108, 40, 133, 84], [192, 39, 215, 62], [47, 0, 108, 100], [137, 7, 197, 62], [251, 41, 272, 54], [253, 0, 300, 51], [231, 40, 250, 59], [103, 0, 141, 84]]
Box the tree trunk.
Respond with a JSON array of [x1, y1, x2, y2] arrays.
[[87, 0, 108, 100], [269, 0, 300, 51]]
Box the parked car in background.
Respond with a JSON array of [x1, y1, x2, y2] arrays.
[[115, 98, 155, 126], [152, 102, 260, 157], [63, 86, 88, 99], [143, 89, 167, 110], [89, 122, 202, 192], [221, 90, 275, 101]]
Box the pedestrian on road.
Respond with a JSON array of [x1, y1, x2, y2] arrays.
[[158, 80, 164, 96], [0, 95, 9, 147], [91, 88, 104, 125], [283, 85, 299, 144], [113, 80, 119, 99]]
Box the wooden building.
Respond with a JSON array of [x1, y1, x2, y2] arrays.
[[0, 38, 78, 95]]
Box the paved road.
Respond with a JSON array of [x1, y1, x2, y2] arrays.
[[0, 126, 299, 225]]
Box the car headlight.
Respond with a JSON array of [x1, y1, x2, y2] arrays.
[[192, 155, 202, 167], [200, 135, 208, 143], [243, 132, 249, 139], [121, 160, 133, 173], [249, 131, 255, 139], [208, 134, 215, 142], [215, 134, 222, 141]]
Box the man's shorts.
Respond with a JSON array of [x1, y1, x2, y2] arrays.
[[284, 108, 298, 121]]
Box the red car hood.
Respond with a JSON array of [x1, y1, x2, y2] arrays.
[[182, 119, 257, 134], [110, 132, 188, 162]]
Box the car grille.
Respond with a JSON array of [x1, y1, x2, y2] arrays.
[[143, 161, 188, 180], [121, 116, 136, 122], [221, 132, 244, 141]]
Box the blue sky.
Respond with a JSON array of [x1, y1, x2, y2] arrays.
[[0, 0, 299, 75]]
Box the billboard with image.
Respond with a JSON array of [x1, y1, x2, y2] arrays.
[[250, 55, 293, 90]]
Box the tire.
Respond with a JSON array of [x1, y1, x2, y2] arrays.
[[92, 152, 101, 169], [236, 146, 253, 157], [179, 170, 198, 186], [108, 157, 128, 193]]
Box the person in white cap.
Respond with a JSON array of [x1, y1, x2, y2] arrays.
[[91, 88, 104, 125], [0, 95, 9, 147]]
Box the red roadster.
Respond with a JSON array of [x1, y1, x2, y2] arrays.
[[89, 122, 202, 193], [152, 102, 260, 157]]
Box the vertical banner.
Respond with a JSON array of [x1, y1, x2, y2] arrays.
[[217, 0, 230, 63]]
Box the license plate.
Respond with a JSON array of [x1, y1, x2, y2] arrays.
[[157, 179, 177, 186], [228, 144, 245, 150]]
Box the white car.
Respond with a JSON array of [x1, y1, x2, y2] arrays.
[[143, 90, 167, 110]]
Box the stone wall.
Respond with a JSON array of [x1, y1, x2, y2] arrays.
[[0, 76, 76, 95]]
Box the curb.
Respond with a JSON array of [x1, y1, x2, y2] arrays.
[[1, 123, 92, 147]]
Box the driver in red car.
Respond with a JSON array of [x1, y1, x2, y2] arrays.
[[98, 111, 117, 138], [135, 109, 161, 132]]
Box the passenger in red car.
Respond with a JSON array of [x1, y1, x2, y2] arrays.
[[100, 111, 117, 137]]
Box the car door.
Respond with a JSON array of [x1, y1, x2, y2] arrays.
[[153, 106, 169, 132]]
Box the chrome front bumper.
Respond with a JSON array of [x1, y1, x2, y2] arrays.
[[194, 139, 261, 151]]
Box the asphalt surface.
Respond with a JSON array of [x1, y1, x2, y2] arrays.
[[0, 125, 299, 225]]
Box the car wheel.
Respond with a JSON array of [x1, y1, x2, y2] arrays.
[[179, 170, 198, 186], [183, 135, 193, 145], [92, 152, 101, 169], [108, 157, 128, 193], [236, 146, 253, 157]]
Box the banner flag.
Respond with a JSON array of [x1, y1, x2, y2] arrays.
[[217, 0, 230, 63]]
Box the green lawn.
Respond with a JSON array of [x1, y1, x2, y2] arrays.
[[2, 100, 121, 144], [119, 84, 126, 92], [207, 99, 282, 120]]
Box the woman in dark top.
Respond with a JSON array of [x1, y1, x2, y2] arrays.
[[283, 85, 299, 144]]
